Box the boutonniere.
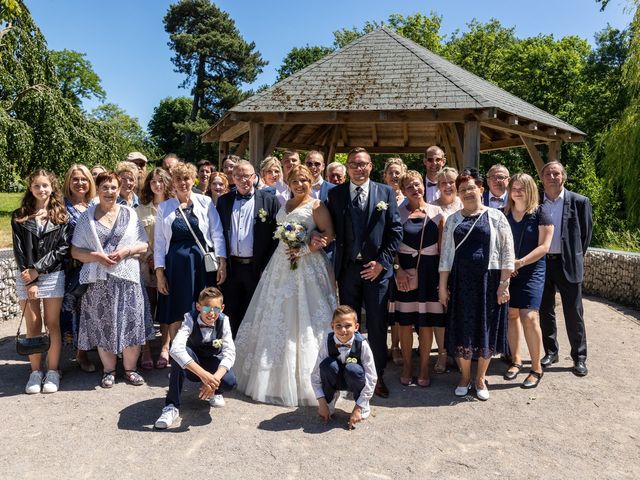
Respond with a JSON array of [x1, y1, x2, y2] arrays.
[[212, 339, 223, 348], [258, 208, 267, 222], [376, 201, 388, 212], [345, 356, 358, 364]]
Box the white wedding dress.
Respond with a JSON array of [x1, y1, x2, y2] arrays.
[[234, 200, 337, 407]]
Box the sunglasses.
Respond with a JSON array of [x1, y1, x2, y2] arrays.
[[201, 306, 222, 314]]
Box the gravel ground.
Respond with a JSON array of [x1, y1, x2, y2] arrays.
[[0, 294, 638, 480]]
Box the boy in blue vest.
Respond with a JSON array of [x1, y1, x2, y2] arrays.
[[155, 287, 237, 429], [311, 305, 378, 429]]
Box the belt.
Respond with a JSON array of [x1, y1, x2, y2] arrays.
[[230, 256, 254, 265], [546, 254, 562, 260]]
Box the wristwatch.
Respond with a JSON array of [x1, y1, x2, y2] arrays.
[[499, 279, 510, 286]]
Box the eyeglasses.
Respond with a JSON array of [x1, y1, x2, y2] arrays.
[[201, 306, 222, 314], [233, 173, 255, 181], [459, 185, 479, 194], [426, 157, 443, 163], [490, 175, 509, 181], [305, 162, 323, 168], [347, 162, 371, 170]]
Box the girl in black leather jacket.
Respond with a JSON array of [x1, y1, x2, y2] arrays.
[[12, 169, 70, 394]]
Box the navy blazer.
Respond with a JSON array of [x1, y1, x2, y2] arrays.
[[543, 188, 593, 283], [327, 181, 403, 280], [216, 189, 279, 275], [317, 180, 335, 203]]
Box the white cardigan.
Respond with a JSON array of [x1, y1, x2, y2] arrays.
[[154, 194, 226, 270], [439, 207, 514, 272]]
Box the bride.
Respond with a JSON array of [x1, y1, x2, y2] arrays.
[[234, 165, 337, 406]]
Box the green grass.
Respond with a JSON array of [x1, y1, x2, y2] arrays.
[[0, 192, 22, 248]]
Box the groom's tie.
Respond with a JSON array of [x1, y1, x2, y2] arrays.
[[352, 186, 364, 210]]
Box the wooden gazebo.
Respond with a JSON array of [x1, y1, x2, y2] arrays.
[[202, 28, 585, 174]]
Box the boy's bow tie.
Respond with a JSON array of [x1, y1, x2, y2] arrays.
[[336, 343, 352, 349]]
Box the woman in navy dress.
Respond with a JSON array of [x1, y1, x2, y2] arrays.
[[155, 162, 227, 342], [503, 173, 554, 388], [438, 174, 514, 401], [390, 171, 444, 387]]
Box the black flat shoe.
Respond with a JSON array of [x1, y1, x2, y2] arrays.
[[573, 360, 588, 377], [540, 353, 559, 368], [503, 363, 523, 380], [521, 370, 543, 389]]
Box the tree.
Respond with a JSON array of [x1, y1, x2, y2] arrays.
[[148, 96, 192, 154], [90, 103, 157, 159], [164, 0, 267, 123], [50, 49, 106, 108], [276, 45, 334, 81]]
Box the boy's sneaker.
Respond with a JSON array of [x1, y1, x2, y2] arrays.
[[42, 370, 60, 394], [209, 394, 225, 408], [155, 405, 179, 429], [25, 370, 43, 394], [328, 394, 338, 415], [360, 404, 371, 420]]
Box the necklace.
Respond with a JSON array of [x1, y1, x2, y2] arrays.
[[461, 207, 483, 216], [99, 206, 118, 223]]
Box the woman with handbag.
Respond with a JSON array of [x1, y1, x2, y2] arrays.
[[71, 171, 153, 388], [503, 173, 554, 388], [155, 162, 227, 343], [12, 170, 70, 394], [61, 164, 97, 373], [438, 174, 514, 401], [389, 171, 444, 387]]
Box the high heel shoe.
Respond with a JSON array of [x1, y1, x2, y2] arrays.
[[417, 377, 430, 388]]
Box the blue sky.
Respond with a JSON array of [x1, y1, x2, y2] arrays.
[[26, 0, 632, 130]]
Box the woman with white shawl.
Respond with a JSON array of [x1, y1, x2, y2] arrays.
[[71, 172, 152, 389]]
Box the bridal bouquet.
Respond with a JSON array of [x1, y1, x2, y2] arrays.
[[274, 221, 308, 270]]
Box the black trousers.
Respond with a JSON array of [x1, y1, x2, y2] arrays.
[[539, 258, 587, 362], [338, 261, 389, 375], [221, 262, 259, 337]]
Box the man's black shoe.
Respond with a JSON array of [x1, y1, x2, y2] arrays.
[[573, 360, 588, 377], [540, 353, 559, 368]]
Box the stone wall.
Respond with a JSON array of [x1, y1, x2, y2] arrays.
[[0, 247, 637, 321], [583, 248, 640, 309]]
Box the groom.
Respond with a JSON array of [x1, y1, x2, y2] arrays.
[[217, 160, 279, 337], [325, 147, 403, 397]]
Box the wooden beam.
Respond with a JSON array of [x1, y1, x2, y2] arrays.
[[219, 121, 250, 142], [439, 124, 455, 172], [528, 122, 538, 131], [520, 135, 545, 177], [263, 125, 283, 158], [508, 115, 519, 126], [248, 122, 264, 167], [447, 123, 465, 172], [548, 141, 561, 162], [371, 124, 378, 146], [402, 123, 409, 147], [482, 119, 562, 143], [463, 120, 481, 170], [305, 125, 333, 145], [340, 126, 349, 147], [327, 125, 340, 164], [234, 135, 249, 158], [281, 124, 305, 143], [217, 142, 229, 169]]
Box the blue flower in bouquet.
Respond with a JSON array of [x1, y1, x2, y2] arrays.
[[274, 221, 308, 270]]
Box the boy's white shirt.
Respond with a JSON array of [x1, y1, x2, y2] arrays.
[[310, 332, 378, 409], [169, 311, 235, 371]]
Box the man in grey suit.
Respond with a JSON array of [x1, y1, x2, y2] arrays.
[[539, 161, 593, 376]]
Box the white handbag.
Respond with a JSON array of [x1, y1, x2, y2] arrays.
[[178, 206, 219, 272]]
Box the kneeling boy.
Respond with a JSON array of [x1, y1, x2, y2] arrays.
[[155, 287, 237, 429], [311, 305, 378, 429]]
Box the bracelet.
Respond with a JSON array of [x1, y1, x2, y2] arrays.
[[499, 279, 510, 286]]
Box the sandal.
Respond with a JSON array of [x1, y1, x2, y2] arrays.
[[123, 370, 145, 386], [504, 363, 523, 380], [101, 370, 116, 389], [400, 376, 412, 386], [521, 370, 543, 389], [391, 347, 403, 366], [155, 350, 170, 369], [417, 377, 431, 388], [434, 353, 448, 374]]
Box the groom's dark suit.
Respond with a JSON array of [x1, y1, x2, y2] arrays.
[[327, 181, 403, 375], [217, 189, 279, 336]]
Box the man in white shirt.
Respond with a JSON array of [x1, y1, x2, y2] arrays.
[[305, 151, 335, 202], [423, 146, 446, 202], [483, 164, 510, 210]]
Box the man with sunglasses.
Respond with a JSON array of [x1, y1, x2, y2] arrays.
[[305, 150, 335, 202], [424, 146, 446, 202]]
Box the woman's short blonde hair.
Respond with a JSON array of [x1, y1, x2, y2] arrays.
[[383, 157, 407, 175], [116, 161, 139, 181], [260, 156, 282, 177], [286, 164, 314, 185], [399, 170, 423, 191], [63, 164, 96, 201], [171, 161, 197, 180], [435, 166, 459, 184], [505, 173, 539, 215]]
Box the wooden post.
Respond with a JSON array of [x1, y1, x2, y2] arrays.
[[463, 120, 480, 170], [520, 135, 545, 177], [327, 125, 340, 164], [218, 142, 229, 170], [548, 141, 561, 163], [248, 122, 264, 168]]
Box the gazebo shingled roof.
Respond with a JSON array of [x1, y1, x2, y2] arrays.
[[203, 27, 584, 173]]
